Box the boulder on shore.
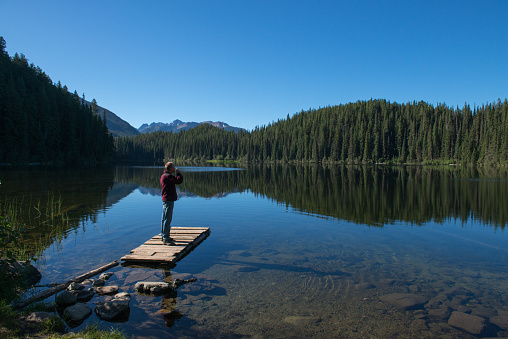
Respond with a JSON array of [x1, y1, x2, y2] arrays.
[[0, 260, 41, 287]]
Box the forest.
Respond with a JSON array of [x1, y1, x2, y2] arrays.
[[115, 98, 508, 165], [1, 35, 507, 166], [0, 37, 114, 165]]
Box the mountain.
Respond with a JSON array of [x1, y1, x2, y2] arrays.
[[102, 108, 140, 137], [138, 120, 245, 134], [80, 99, 140, 137]]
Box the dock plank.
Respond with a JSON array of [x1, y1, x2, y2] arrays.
[[121, 226, 210, 264]]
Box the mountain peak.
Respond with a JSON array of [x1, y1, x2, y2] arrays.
[[138, 120, 244, 134]]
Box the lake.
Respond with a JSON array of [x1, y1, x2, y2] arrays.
[[1, 164, 508, 338]]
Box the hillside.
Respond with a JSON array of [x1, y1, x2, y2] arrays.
[[80, 99, 139, 137], [115, 99, 508, 165], [0, 37, 115, 165]]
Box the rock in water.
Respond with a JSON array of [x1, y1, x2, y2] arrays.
[[99, 272, 113, 280], [63, 303, 92, 327], [135, 281, 176, 295], [448, 311, 487, 335], [284, 316, 322, 325], [379, 293, 428, 310], [56, 290, 77, 308], [95, 300, 130, 321], [74, 288, 95, 302], [95, 285, 119, 295], [490, 315, 508, 330]]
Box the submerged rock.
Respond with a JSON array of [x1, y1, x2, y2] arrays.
[[284, 316, 322, 326], [490, 315, 508, 330], [379, 293, 428, 311], [354, 282, 376, 290], [448, 311, 487, 335]]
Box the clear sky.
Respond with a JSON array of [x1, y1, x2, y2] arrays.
[[1, 0, 506, 131]]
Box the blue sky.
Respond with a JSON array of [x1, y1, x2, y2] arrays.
[[1, 0, 506, 131]]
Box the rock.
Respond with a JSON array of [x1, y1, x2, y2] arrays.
[[56, 290, 77, 308], [231, 265, 259, 273], [471, 306, 497, 319], [75, 288, 94, 302], [443, 286, 473, 298], [135, 281, 176, 295], [427, 307, 452, 321], [114, 292, 131, 301], [99, 272, 113, 280], [379, 293, 428, 310], [63, 303, 92, 326], [448, 311, 487, 335], [0, 260, 42, 286], [354, 283, 376, 290], [92, 278, 106, 286], [95, 285, 119, 295], [173, 278, 197, 288], [410, 318, 428, 331], [25, 311, 57, 322], [380, 279, 410, 286], [284, 316, 322, 325], [95, 300, 130, 321], [67, 282, 84, 291], [490, 315, 508, 330], [408, 285, 420, 293]]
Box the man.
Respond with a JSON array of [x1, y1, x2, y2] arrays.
[[160, 162, 183, 245]]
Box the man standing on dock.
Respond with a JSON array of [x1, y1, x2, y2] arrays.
[[160, 162, 183, 245]]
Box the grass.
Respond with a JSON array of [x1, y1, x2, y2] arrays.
[[0, 193, 71, 262], [45, 323, 126, 339], [1, 196, 126, 338]]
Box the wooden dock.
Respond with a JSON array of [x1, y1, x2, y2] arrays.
[[121, 227, 210, 264]]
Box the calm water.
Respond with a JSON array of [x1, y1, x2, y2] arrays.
[[1, 165, 508, 338]]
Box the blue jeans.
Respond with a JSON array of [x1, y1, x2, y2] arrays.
[[161, 200, 175, 240]]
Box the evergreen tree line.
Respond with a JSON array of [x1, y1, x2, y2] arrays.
[[0, 37, 114, 165], [116, 98, 508, 165]]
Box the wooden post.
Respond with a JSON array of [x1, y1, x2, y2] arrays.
[[14, 260, 119, 310]]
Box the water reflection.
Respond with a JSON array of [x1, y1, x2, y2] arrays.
[[114, 165, 508, 229], [1, 165, 506, 260]]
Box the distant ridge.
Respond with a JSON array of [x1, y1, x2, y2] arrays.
[[138, 120, 245, 134], [80, 99, 140, 137]]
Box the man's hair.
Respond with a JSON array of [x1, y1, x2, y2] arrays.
[[165, 162, 174, 171]]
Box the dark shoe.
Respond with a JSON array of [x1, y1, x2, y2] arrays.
[[163, 238, 175, 245]]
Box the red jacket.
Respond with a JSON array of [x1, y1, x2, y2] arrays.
[[160, 170, 183, 201]]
